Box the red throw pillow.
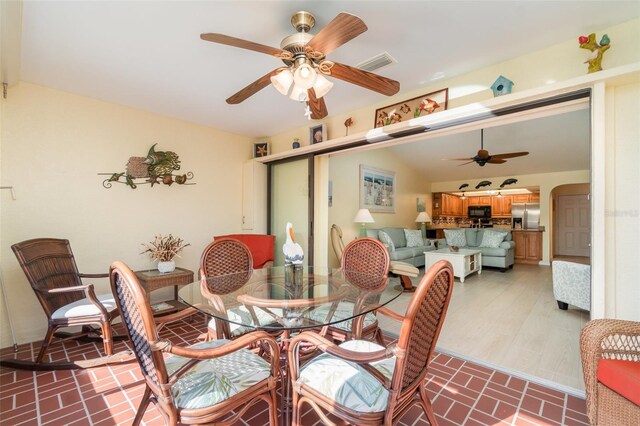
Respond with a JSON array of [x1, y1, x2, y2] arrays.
[[597, 358, 640, 406]]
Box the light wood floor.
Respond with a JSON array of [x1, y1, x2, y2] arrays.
[[379, 263, 590, 392]]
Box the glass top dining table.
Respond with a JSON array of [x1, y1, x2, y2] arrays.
[[177, 265, 402, 332]]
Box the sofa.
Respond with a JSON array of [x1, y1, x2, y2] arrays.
[[436, 228, 515, 271], [365, 227, 436, 267], [552, 260, 590, 311]]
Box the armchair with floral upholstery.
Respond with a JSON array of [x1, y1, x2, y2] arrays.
[[552, 260, 591, 311]]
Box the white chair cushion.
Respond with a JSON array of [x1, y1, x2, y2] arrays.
[[51, 293, 118, 319], [165, 339, 271, 409], [208, 306, 281, 337], [308, 302, 378, 332], [297, 340, 396, 413]]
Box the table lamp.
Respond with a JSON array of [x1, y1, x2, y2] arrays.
[[353, 208, 375, 237], [415, 211, 432, 239]]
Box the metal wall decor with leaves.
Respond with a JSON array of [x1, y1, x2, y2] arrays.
[[99, 144, 195, 189]]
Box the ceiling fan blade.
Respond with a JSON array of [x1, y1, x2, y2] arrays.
[[457, 160, 478, 166], [200, 33, 287, 58], [329, 62, 399, 96], [226, 69, 280, 104], [307, 88, 328, 119], [307, 13, 367, 55], [491, 151, 530, 159], [487, 158, 507, 164], [445, 157, 475, 161]]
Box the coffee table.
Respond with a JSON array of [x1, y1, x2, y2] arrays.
[[425, 248, 482, 282]]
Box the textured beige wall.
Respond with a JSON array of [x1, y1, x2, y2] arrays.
[[327, 149, 430, 267], [0, 83, 253, 346]]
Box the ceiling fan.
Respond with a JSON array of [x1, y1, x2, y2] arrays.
[[448, 129, 529, 166], [200, 11, 400, 119]]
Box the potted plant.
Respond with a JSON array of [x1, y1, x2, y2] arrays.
[[141, 234, 190, 273]]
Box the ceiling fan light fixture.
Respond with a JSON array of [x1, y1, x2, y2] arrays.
[[312, 73, 333, 98], [293, 63, 317, 89], [289, 84, 308, 102], [270, 69, 294, 96]]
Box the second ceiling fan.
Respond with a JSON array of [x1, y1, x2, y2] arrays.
[[448, 129, 529, 166], [200, 11, 400, 119]]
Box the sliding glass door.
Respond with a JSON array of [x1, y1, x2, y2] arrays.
[[269, 156, 314, 266]]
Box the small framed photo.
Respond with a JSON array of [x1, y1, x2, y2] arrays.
[[253, 142, 270, 158], [309, 123, 327, 144]]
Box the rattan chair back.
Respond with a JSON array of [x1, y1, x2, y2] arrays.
[[110, 262, 171, 400], [341, 237, 390, 291], [12, 238, 85, 317], [200, 238, 253, 277], [393, 260, 454, 396]]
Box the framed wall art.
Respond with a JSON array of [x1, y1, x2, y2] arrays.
[[253, 142, 270, 158], [309, 123, 327, 144], [359, 165, 396, 213], [374, 88, 448, 128]]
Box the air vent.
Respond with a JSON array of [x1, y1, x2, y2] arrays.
[[356, 52, 397, 72]]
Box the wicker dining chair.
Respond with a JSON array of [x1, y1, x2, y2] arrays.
[[312, 237, 390, 345], [200, 238, 279, 340], [110, 261, 280, 426], [288, 260, 454, 425], [580, 319, 640, 425], [11, 238, 118, 364]]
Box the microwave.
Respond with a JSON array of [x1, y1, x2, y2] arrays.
[[468, 205, 491, 218]]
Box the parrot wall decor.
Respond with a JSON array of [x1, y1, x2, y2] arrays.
[[99, 144, 195, 189], [579, 33, 610, 73]]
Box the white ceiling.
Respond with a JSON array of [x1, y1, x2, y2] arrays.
[[385, 108, 591, 182], [19, 1, 640, 139]]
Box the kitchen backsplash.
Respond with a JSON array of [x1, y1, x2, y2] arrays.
[[432, 217, 511, 227]]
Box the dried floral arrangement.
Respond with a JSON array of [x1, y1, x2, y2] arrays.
[[141, 234, 190, 262]]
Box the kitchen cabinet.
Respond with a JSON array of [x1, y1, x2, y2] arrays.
[[513, 230, 543, 264], [441, 193, 464, 217], [467, 196, 491, 206], [529, 193, 540, 202], [491, 195, 512, 217], [511, 194, 531, 203], [433, 193, 464, 217]]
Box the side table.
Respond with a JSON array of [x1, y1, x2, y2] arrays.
[[135, 267, 194, 315]]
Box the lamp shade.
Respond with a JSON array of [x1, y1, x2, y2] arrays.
[[312, 73, 333, 98], [415, 212, 432, 223], [289, 84, 308, 102], [270, 69, 293, 95], [293, 63, 317, 89], [353, 209, 375, 224]]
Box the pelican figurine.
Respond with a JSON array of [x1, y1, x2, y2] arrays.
[[283, 222, 304, 265]]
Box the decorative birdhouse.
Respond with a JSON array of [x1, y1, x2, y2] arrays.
[[491, 75, 514, 97]]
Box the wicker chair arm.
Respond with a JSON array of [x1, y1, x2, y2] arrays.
[[79, 273, 109, 279], [580, 319, 640, 423], [42, 284, 92, 294], [376, 306, 404, 322], [155, 330, 280, 374], [153, 306, 200, 326]]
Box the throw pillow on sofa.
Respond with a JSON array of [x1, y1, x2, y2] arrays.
[[378, 231, 395, 251], [479, 230, 508, 248], [404, 229, 423, 248], [444, 229, 467, 247]]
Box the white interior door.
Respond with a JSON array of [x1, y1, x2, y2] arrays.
[[556, 194, 590, 257]]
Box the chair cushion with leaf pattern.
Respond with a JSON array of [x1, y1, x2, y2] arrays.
[[51, 294, 118, 319], [296, 340, 396, 413], [165, 340, 271, 409]]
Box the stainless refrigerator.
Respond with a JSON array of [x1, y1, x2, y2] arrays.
[[511, 203, 540, 229]]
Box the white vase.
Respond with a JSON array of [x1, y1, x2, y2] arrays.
[[157, 260, 176, 273]]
